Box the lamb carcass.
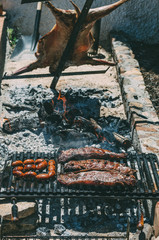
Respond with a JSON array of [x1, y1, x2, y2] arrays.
[[12, 0, 130, 76]]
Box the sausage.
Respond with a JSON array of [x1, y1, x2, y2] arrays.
[[23, 171, 37, 179], [48, 170, 55, 178], [13, 170, 24, 178], [35, 159, 45, 165], [36, 173, 50, 180], [24, 164, 36, 171], [36, 160, 48, 171], [12, 160, 23, 167], [48, 165, 56, 171], [24, 159, 34, 165], [13, 166, 24, 171], [48, 160, 55, 165]]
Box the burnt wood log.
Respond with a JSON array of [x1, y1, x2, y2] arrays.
[[2, 111, 43, 133], [74, 116, 105, 141]]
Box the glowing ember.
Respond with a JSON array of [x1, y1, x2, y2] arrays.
[[57, 91, 67, 112], [3, 118, 12, 132]]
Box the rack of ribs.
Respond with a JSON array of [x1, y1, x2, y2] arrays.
[[58, 147, 127, 163], [58, 170, 137, 187], [63, 159, 136, 176]]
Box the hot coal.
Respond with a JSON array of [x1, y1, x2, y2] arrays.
[[0, 85, 132, 154]]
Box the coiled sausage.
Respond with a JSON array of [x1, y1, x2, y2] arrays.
[[23, 171, 37, 179], [48, 160, 55, 165], [12, 160, 23, 167], [24, 164, 36, 171], [13, 170, 24, 177], [36, 160, 47, 171], [36, 173, 50, 180], [24, 159, 34, 165], [13, 166, 24, 171], [48, 170, 55, 178], [35, 159, 45, 165]]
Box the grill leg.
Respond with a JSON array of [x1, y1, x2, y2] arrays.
[[0, 215, 3, 240], [137, 200, 144, 231], [126, 217, 130, 240], [11, 198, 19, 222]]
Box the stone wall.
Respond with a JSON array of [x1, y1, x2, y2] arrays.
[[1, 0, 159, 44]]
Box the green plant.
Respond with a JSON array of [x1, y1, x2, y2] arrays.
[[7, 27, 20, 49]]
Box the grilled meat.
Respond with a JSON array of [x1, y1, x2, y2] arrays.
[[64, 159, 136, 175], [12, 0, 130, 76], [58, 170, 137, 187], [58, 147, 127, 163]]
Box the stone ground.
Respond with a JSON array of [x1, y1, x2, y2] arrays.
[[129, 42, 159, 118]]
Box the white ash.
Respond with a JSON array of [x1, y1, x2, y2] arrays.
[[1, 84, 131, 153], [0, 138, 9, 171], [54, 224, 66, 235], [4, 84, 55, 109], [36, 227, 51, 237]]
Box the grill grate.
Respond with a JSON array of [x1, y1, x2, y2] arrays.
[[2, 236, 128, 240], [0, 152, 159, 199]]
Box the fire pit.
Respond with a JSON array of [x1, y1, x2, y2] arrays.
[[0, 0, 159, 239]]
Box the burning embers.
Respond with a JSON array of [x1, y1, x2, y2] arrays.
[[2, 90, 131, 151]]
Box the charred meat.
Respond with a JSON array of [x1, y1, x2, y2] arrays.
[[12, 0, 130, 76], [64, 159, 136, 175], [58, 170, 137, 187], [58, 147, 127, 163]]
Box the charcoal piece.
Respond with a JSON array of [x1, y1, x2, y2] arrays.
[[36, 227, 51, 237], [65, 109, 82, 124], [73, 116, 105, 141], [2, 111, 41, 133], [52, 130, 96, 148], [68, 97, 100, 119], [54, 224, 66, 235]]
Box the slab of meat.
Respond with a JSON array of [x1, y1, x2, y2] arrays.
[[64, 159, 136, 175], [58, 147, 127, 163], [58, 171, 137, 187], [11, 0, 130, 76]]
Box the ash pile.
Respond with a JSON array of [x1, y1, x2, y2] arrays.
[[0, 84, 132, 154]]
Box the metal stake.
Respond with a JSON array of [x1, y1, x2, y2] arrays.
[[50, 0, 94, 90]]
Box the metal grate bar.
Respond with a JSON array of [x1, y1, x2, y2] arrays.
[[2, 237, 128, 240], [142, 154, 155, 192], [7, 153, 16, 193], [149, 157, 159, 190], [135, 155, 147, 193], [128, 154, 138, 195], [1, 152, 159, 199]]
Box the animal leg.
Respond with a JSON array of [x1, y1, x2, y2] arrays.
[[78, 56, 116, 67], [86, 0, 130, 24], [12, 60, 44, 76]]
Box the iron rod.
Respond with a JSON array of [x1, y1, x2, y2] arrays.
[[50, 0, 94, 89]]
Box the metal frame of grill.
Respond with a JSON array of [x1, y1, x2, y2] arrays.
[[1, 235, 129, 240], [0, 151, 158, 240], [0, 152, 159, 200]]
